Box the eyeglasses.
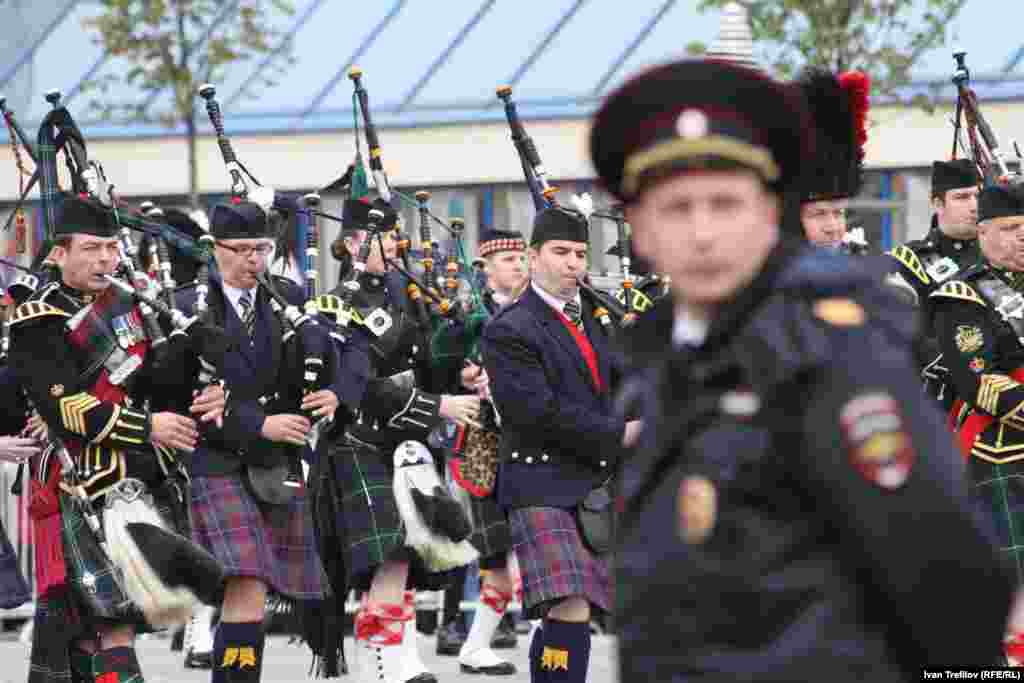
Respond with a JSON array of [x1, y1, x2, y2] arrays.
[[216, 241, 274, 257]]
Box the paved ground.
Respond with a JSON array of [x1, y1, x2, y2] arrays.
[[0, 631, 618, 682]]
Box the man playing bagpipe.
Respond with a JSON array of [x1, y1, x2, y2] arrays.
[[9, 195, 227, 683], [930, 182, 1024, 664], [313, 196, 480, 683], [481, 206, 637, 683], [591, 57, 1016, 680], [889, 159, 982, 403], [174, 199, 368, 683]]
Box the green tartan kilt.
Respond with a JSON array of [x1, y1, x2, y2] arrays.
[[60, 474, 188, 628], [968, 457, 1024, 583], [316, 436, 452, 592]]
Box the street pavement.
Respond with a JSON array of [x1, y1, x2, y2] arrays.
[[0, 631, 618, 682]]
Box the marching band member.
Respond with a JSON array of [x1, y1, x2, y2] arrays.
[[481, 206, 634, 683], [930, 183, 1024, 664], [315, 197, 478, 683], [178, 200, 367, 683], [589, 57, 1016, 680], [11, 195, 226, 683]]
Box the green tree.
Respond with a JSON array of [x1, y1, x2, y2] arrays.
[[82, 0, 296, 207], [692, 0, 968, 96]]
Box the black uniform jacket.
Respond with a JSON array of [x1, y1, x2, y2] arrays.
[[616, 240, 1014, 681]]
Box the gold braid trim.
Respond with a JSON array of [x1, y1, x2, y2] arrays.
[[58, 392, 101, 436], [889, 246, 931, 285], [930, 281, 986, 307], [10, 301, 70, 325], [977, 374, 1022, 415]]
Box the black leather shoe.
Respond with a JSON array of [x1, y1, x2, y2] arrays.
[[460, 661, 517, 676], [490, 614, 517, 650], [184, 650, 213, 669], [435, 619, 467, 656], [405, 674, 438, 683]]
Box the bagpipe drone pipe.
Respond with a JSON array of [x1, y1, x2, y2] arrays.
[[950, 50, 1024, 187], [495, 85, 637, 334]]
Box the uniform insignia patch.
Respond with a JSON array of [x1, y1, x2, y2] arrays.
[[839, 392, 915, 490], [969, 357, 986, 373], [955, 325, 984, 354], [50, 384, 64, 397], [677, 475, 717, 544], [813, 298, 865, 327]]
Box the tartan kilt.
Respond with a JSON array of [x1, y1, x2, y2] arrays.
[[0, 517, 29, 609], [509, 506, 610, 620], [189, 472, 324, 600], [460, 489, 512, 561], [317, 437, 451, 591], [968, 457, 1024, 582]]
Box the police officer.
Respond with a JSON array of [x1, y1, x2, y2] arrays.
[[588, 58, 1015, 680], [930, 182, 1024, 664], [481, 206, 636, 683], [10, 195, 225, 683], [178, 200, 366, 683]]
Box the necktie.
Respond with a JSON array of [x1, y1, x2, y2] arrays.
[[239, 291, 255, 339], [563, 300, 584, 332]]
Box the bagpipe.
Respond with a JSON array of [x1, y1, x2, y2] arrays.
[[950, 50, 1024, 186], [2, 90, 225, 628], [344, 67, 491, 384], [495, 85, 637, 333]]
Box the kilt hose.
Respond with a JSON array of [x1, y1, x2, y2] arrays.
[[0, 516, 29, 609], [189, 472, 324, 600], [508, 506, 610, 620], [316, 436, 453, 592], [968, 458, 1024, 583]]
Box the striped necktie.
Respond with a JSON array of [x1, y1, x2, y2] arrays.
[[239, 291, 255, 339], [563, 300, 584, 332]]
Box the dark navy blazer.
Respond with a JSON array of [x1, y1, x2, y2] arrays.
[[177, 275, 369, 477], [481, 284, 624, 509]]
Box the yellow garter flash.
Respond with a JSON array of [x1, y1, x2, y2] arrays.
[[58, 393, 100, 436], [540, 647, 569, 671], [237, 647, 256, 669], [889, 246, 930, 285], [977, 374, 1021, 415]]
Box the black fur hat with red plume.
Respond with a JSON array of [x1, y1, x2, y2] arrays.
[[794, 68, 870, 202]]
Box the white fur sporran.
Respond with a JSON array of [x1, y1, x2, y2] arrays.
[[393, 441, 479, 572], [101, 478, 200, 628]]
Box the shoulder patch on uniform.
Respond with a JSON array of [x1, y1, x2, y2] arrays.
[[839, 392, 914, 490], [889, 245, 931, 285], [10, 300, 70, 325], [813, 298, 865, 327], [930, 280, 986, 306], [955, 325, 985, 354]]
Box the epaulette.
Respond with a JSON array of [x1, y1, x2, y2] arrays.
[[929, 280, 986, 306], [888, 245, 931, 286], [313, 294, 364, 325], [9, 300, 71, 326]]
